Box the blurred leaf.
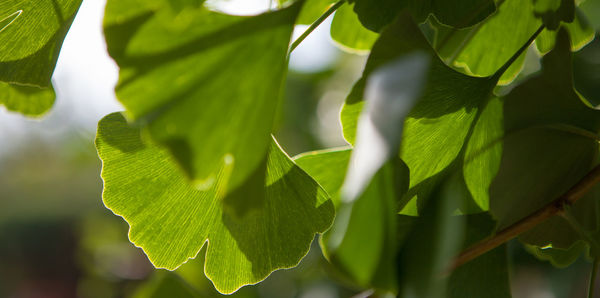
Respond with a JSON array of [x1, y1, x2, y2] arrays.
[[397, 179, 465, 298], [96, 113, 334, 294], [535, 8, 595, 54], [579, 0, 600, 30], [432, 0, 543, 85], [573, 35, 600, 107], [343, 52, 429, 199], [0, 82, 55, 117], [297, 0, 336, 24], [490, 29, 600, 236], [104, 0, 301, 194], [526, 241, 589, 267], [341, 13, 500, 214], [330, 2, 378, 52], [0, 0, 81, 86], [447, 213, 511, 298], [295, 149, 409, 292], [131, 273, 200, 298]]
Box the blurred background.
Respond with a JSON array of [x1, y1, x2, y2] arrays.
[[0, 0, 599, 297]]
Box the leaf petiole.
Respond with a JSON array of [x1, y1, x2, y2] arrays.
[[288, 0, 345, 54]]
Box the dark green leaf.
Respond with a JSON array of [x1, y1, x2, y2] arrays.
[[95, 112, 334, 294], [0, 0, 81, 86], [447, 213, 511, 298], [535, 8, 595, 54], [104, 0, 301, 194], [489, 29, 600, 234]]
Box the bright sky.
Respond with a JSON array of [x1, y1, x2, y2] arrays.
[[0, 0, 340, 155]]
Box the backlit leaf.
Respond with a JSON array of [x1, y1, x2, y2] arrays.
[[0, 0, 81, 86], [96, 112, 334, 294], [104, 0, 301, 194]]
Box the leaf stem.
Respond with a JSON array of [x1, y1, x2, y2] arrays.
[[448, 164, 600, 273], [288, 0, 345, 54], [590, 258, 599, 298], [492, 24, 545, 80]]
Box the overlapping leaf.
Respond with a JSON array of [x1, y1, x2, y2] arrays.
[[104, 0, 301, 194], [431, 0, 543, 85], [347, 0, 495, 33], [330, 2, 377, 52], [0, 0, 81, 87], [296, 149, 408, 292], [341, 13, 504, 214], [96, 113, 334, 294]]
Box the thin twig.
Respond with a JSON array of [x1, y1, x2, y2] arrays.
[[288, 0, 345, 54], [448, 164, 600, 273]]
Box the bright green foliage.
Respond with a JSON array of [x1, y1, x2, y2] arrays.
[[432, 0, 543, 85], [96, 113, 334, 294], [0, 0, 81, 87], [536, 8, 595, 54], [330, 2, 377, 52], [297, 0, 336, 24], [341, 13, 502, 214], [0, 82, 54, 116], [297, 149, 408, 291], [532, 0, 575, 30], [103, 0, 301, 194]]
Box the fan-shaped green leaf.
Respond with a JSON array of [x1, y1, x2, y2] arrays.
[[104, 0, 301, 195], [297, 0, 336, 24], [432, 0, 543, 85], [535, 8, 595, 54], [295, 149, 408, 292], [0, 0, 81, 86], [489, 29, 600, 232], [96, 112, 334, 294], [0, 82, 54, 117], [330, 2, 377, 52], [340, 13, 502, 214]]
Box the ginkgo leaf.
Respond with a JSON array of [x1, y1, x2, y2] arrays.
[[96, 112, 334, 294], [330, 2, 378, 52], [295, 148, 409, 292], [535, 8, 595, 54], [297, 0, 336, 24], [341, 13, 504, 215], [104, 0, 301, 195], [532, 0, 574, 30], [447, 213, 511, 298], [489, 29, 600, 231], [0, 0, 81, 86], [0, 82, 55, 117], [431, 0, 543, 85], [347, 0, 495, 33]]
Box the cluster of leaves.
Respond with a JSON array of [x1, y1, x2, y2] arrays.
[[3, 0, 600, 296]]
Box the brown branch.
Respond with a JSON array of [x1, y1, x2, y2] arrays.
[[448, 164, 600, 273]]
